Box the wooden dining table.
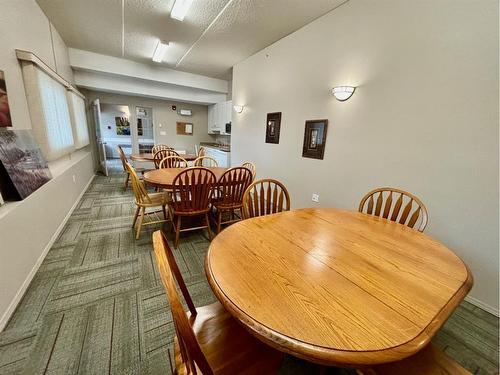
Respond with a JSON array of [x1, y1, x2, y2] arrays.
[[130, 152, 198, 162], [205, 208, 473, 367], [143, 167, 228, 189]]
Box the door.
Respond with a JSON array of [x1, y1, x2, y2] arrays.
[[92, 99, 108, 176]]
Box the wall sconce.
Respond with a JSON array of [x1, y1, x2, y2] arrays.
[[331, 86, 355, 101], [233, 105, 244, 113]]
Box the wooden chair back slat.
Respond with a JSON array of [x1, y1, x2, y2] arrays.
[[216, 167, 253, 208], [198, 146, 206, 157], [193, 156, 218, 167], [390, 193, 404, 221], [242, 179, 291, 219], [152, 144, 173, 154], [152, 231, 213, 375], [159, 156, 188, 169], [154, 149, 179, 168], [172, 168, 216, 214], [359, 188, 428, 232], [125, 162, 151, 204], [382, 192, 393, 219]]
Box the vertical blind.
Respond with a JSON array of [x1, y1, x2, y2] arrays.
[[67, 90, 90, 149], [22, 62, 75, 161]]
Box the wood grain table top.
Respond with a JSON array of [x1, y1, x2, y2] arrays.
[[205, 208, 473, 366], [130, 153, 198, 162], [143, 167, 228, 188]]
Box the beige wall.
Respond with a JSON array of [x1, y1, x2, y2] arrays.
[[82, 90, 214, 154], [0, 0, 94, 329], [232, 0, 499, 313]]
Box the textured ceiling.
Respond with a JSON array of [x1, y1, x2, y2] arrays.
[[36, 0, 347, 79]]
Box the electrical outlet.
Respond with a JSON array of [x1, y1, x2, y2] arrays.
[[312, 193, 319, 203], [160, 131, 166, 136]]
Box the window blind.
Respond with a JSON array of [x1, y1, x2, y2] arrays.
[[21, 62, 75, 161], [67, 90, 90, 149]]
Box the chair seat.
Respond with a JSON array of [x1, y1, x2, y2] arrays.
[[175, 301, 283, 375], [136, 192, 171, 207], [357, 344, 472, 375]]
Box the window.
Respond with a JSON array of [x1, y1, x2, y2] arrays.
[[67, 90, 89, 149], [22, 63, 75, 161]]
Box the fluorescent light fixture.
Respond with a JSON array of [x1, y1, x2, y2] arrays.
[[170, 0, 193, 21], [152, 40, 169, 62], [331, 86, 356, 101], [233, 105, 244, 113]]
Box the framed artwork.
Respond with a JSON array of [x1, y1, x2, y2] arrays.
[[0, 70, 12, 127], [115, 116, 130, 135], [302, 119, 328, 160], [0, 129, 52, 200], [265, 112, 281, 144]]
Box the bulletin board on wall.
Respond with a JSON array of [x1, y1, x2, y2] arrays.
[[176, 122, 193, 136]]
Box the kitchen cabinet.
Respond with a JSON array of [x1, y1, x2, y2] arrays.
[[208, 100, 232, 135], [204, 146, 230, 167]]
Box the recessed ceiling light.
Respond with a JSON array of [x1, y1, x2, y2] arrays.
[[170, 0, 193, 21], [152, 40, 169, 62]]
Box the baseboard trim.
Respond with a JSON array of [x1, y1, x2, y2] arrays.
[[0, 174, 96, 332], [465, 295, 499, 317]]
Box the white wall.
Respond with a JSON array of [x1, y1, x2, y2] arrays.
[[232, 0, 499, 313], [0, 0, 95, 329]]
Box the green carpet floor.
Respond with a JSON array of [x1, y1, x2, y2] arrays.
[[0, 171, 498, 374]]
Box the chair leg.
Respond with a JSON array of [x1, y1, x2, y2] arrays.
[[136, 208, 145, 239], [162, 205, 167, 220], [124, 173, 130, 190], [132, 206, 140, 227], [174, 216, 181, 248], [217, 211, 222, 234], [205, 213, 213, 241]]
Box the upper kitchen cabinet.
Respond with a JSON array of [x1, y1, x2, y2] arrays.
[[208, 100, 232, 135]]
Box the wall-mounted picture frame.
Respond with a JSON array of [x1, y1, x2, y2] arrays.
[[265, 112, 281, 144], [302, 119, 328, 160], [0, 129, 52, 200], [115, 116, 130, 135], [0, 70, 12, 127]]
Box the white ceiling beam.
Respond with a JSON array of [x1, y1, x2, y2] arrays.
[[73, 70, 227, 105], [68, 48, 228, 94]]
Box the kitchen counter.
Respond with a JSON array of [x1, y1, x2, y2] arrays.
[[200, 142, 230, 152]]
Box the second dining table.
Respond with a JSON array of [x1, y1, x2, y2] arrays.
[[131, 152, 198, 162], [205, 207, 472, 367], [143, 167, 228, 189]]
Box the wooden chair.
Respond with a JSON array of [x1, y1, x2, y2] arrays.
[[193, 156, 218, 167], [198, 146, 206, 157], [152, 231, 283, 374], [242, 162, 256, 179], [169, 167, 216, 248], [159, 155, 188, 169], [242, 179, 291, 219], [117, 145, 146, 189], [356, 343, 472, 375], [152, 144, 173, 154], [211, 167, 253, 233], [125, 162, 170, 239], [358, 187, 428, 232], [154, 149, 180, 169]]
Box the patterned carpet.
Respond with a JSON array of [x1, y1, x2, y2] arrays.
[[0, 170, 498, 374]]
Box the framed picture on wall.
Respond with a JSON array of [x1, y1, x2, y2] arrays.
[[0, 129, 52, 200], [265, 112, 281, 144], [0, 70, 12, 127], [302, 119, 328, 160], [115, 116, 130, 135]]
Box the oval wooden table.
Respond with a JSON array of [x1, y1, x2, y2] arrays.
[[143, 167, 228, 189], [130, 153, 198, 162], [205, 208, 473, 367]]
